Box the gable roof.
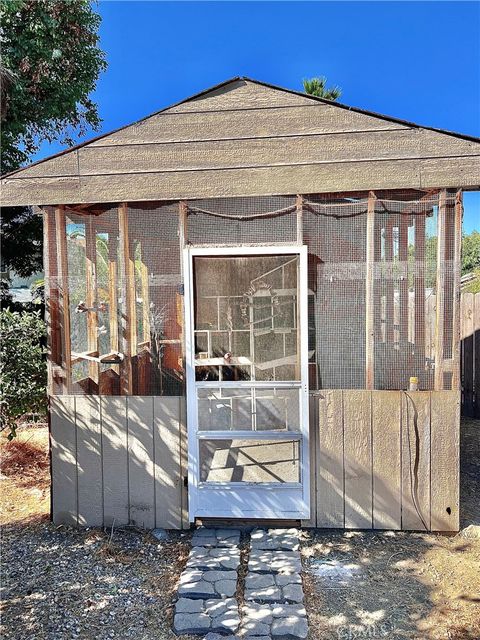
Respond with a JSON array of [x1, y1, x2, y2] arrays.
[[1, 76, 479, 206]]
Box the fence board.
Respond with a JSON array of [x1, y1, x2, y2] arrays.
[[101, 397, 129, 526], [344, 390, 372, 528], [76, 396, 103, 526], [127, 397, 155, 528], [401, 392, 431, 530], [51, 396, 77, 525], [316, 391, 344, 528], [154, 397, 183, 529], [372, 392, 402, 529], [431, 391, 460, 531]]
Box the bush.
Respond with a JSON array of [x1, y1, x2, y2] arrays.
[[0, 309, 47, 438]]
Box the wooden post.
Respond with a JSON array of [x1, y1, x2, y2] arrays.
[[85, 218, 99, 388], [178, 201, 188, 388], [414, 214, 426, 364], [54, 205, 72, 394], [399, 218, 409, 345], [451, 190, 463, 390], [118, 202, 135, 395], [43, 207, 61, 395], [108, 232, 120, 374], [365, 191, 376, 389], [296, 194, 303, 245], [434, 189, 447, 390], [385, 219, 394, 345]]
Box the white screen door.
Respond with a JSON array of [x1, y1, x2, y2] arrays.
[[184, 246, 309, 520]]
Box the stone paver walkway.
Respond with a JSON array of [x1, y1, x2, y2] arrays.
[[173, 529, 241, 635], [173, 527, 308, 639]]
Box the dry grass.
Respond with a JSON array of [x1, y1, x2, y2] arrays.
[[0, 424, 50, 526]]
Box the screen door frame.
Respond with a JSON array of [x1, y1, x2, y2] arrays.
[[184, 245, 310, 521]]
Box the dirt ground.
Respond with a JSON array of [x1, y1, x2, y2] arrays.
[[1, 418, 479, 640]]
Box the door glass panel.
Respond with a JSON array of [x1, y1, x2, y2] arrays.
[[199, 439, 301, 483], [197, 386, 300, 432], [194, 255, 300, 382]]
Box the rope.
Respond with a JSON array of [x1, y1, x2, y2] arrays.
[[187, 203, 297, 220]]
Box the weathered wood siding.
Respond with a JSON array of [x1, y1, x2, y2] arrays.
[[305, 389, 460, 532], [3, 79, 479, 205], [51, 396, 188, 529], [51, 390, 459, 532]]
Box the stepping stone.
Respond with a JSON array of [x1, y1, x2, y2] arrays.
[[173, 598, 240, 635], [243, 603, 308, 639], [178, 569, 237, 599], [187, 546, 241, 571], [249, 549, 302, 574], [192, 527, 241, 548], [251, 528, 300, 552]]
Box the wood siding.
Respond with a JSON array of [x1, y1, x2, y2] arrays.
[[51, 390, 460, 532], [2, 80, 479, 206]]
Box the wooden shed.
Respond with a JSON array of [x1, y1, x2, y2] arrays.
[[2, 77, 479, 532]]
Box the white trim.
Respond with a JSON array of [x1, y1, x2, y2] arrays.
[[184, 244, 310, 521]]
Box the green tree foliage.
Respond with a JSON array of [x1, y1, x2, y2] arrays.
[[303, 76, 342, 101], [0, 309, 47, 439], [462, 230, 480, 275], [0, 0, 106, 278]]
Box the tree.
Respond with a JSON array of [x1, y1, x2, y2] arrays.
[[0, 0, 106, 279], [303, 76, 342, 101], [462, 230, 480, 275]]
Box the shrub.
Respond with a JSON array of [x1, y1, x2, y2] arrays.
[[0, 309, 47, 438]]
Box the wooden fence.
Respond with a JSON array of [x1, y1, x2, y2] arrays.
[[461, 292, 480, 418], [51, 390, 459, 532]]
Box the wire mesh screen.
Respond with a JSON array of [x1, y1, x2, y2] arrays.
[[187, 196, 297, 245], [46, 189, 458, 395], [50, 202, 183, 395], [304, 194, 367, 389]]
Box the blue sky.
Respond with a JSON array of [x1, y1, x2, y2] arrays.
[[35, 0, 479, 232]]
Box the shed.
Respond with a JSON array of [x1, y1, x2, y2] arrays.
[[2, 77, 479, 531]]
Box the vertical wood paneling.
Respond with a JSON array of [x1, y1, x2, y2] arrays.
[[344, 390, 372, 528], [301, 395, 318, 527], [51, 396, 77, 525], [431, 391, 460, 531], [101, 397, 129, 526], [372, 392, 401, 529], [401, 391, 431, 530], [154, 397, 183, 529], [127, 397, 155, 528], [76, 396, 103, 526], [316, 390, 344, 528]]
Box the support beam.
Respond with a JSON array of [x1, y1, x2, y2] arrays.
[[365, 191, 376, 389], [296, 194, 303, 245], [44, 207, 61, 395], [385, 219, 394, 345], [108, 231, 120, 374], [178, 201, 188, 390], [399, 218, 409, 345], [85, 218, 99, 387], [118, 202, 135, 395], [451, 190, 463, 390], [434, 189, 447, 390], [54, 205, 72, 393], [414, 214, 426, 365]]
